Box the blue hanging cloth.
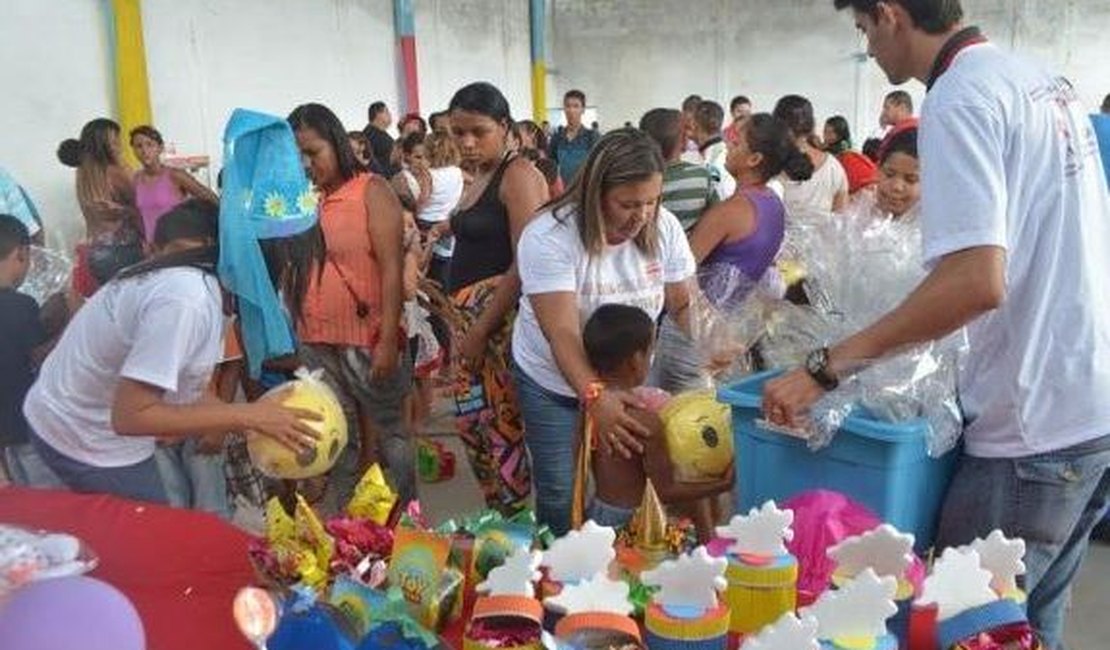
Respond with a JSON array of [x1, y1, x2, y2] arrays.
[[218, 109, 319, 377]]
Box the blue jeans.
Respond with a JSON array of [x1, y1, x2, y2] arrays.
[[154, 439, 232, 520], [30, 433, 168, 504], [935, 434, 1110, 650], [514, 364, 579, 537], [588, 496, 635, 529], [2, 442, 64, 488]]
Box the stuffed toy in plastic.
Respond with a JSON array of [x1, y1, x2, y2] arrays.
[[659, 391, 734, 483], [248, 368, 348, 479]]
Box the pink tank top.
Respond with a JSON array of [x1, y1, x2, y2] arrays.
[[134, 170, 184, 242]]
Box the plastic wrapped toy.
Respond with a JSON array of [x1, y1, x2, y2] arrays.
[[22, 246, 72, 305], [248, 367, 348, 479], [659, 391, 734, 483]]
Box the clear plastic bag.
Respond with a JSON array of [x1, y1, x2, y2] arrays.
[[22, 246, 73, 305], [710, 198, 965, 456], [791, 201, 964, 456], [0, 525, 98, 595], [685, 266, 772, 385]]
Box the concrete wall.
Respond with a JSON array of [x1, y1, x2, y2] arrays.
[[2, 0, 403, 250], [3, 0, 1109, 249], [2, 1, 114, 251], [415, 0, 532, 118], [550, 0, 1110, 139]]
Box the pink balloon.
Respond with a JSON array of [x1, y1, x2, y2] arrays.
[[0, 576, 145, 650]]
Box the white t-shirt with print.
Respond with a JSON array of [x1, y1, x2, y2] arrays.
[[782, 153, 848, 217], [24, 267, 224, 467], [513, 206, 696, 397], [919, 43, 1110, 457]]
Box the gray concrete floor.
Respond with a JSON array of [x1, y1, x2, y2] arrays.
[[417, 404, 1109, 648]]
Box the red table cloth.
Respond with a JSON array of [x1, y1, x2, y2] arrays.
[[0, 487, 253, 650], [0, 487, 474, 649]]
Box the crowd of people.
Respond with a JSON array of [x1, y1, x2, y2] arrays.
[[2, 1, 1110, 647]]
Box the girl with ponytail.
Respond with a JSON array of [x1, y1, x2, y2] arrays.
[[773, 95, 849, 215], [653, 113, 813, 392], [58, 118, 144, 296], [57, 118, 140, 238]]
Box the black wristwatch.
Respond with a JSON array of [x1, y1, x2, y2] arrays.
[[805, 347, 839, 391]]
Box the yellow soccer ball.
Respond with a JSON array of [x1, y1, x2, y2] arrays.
[[247, 373, 348, 480], [659, 390, 734, 483]]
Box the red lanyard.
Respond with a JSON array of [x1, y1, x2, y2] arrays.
[[926, 26, 988, 90]]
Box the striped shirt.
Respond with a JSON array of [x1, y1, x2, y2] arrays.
[[662, 161, 718, 231]]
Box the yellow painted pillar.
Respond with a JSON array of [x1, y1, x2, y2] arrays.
[[529, 0, 547, 123], [108, 0, 153, 167]]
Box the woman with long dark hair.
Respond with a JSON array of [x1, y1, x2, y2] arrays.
[[823, 115, 879, 196], [773, 96, 849, 215], [445, 82, 548, 515], [652, 114, 815, 392], [58, 118, 144, 296], [24, 190, 321, 504], [512, 128, 698, 534], [288, 102, 414, 506]]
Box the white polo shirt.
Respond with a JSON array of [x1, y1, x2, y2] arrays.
[[919, 43, 1110, 457]]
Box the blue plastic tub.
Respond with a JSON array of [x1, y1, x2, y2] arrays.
[[718, 370, 958, 552]]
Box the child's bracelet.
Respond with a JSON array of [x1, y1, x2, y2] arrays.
[[580, 380, 605, 410]]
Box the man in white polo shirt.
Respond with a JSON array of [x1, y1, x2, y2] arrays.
[[763, 1, 1110, 647]]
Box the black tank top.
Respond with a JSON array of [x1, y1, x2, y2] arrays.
[[448, 154, 515, 292]]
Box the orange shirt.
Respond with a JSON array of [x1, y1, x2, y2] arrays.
[[298, 174, 383, 349]]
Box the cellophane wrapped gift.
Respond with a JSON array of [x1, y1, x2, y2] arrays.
[[733, 200, 967, 457]]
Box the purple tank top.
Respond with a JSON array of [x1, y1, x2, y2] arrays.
[[699, 186, 785, 305], [135, 170, 184, 242]]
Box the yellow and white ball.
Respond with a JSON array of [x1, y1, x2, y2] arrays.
[[247, 373, 347, 479], [660, 390, 734, 483]]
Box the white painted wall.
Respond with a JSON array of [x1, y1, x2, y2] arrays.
[[550, 0, 1110, 141], [2, 0, 401, 249], [415, 0, 532, 118], [143, 0, 398, 173], [2, 0, 113, 251], [3, 0, 1108, 249]]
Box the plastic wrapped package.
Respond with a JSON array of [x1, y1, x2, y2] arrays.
[[0, 525, 97, 595], [685, 266, 776, 384], [756, 301, 838, 371], [653, 269, 760, 392], [248, 367, 349, 479], [799, 200, 923, 334], [22, 246, 72, 305], [739, 200, 965, 457]]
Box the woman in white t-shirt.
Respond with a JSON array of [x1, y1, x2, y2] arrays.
[[23, 200, 320, 504], [512, 128, 697, 535], [773, 95, 849, 216], [419, 133, 465, 288]]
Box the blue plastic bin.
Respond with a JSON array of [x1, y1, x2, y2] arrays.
[[718, 370, 958, 552]]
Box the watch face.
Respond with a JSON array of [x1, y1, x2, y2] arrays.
[[806, 350, 824, 375]]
